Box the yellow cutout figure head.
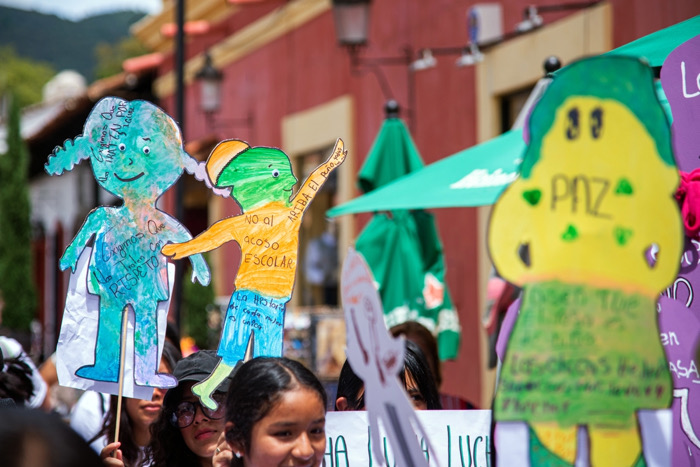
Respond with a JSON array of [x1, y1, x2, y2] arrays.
[[488, 56, 681, 297]]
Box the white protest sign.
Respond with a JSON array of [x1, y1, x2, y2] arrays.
[[324, 410, 492, 467]]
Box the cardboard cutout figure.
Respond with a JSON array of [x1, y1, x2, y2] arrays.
[[488, 56, 681, 466], [45, 97, 211, 391], [659, 33, 700, 465], [340, 248, 431, 467], [162, 139, 346, 409]]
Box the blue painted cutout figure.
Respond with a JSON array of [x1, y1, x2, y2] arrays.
[[45, 97, 211, 388]]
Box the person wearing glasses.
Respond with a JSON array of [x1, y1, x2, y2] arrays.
[[148, 350, 232, 467], [98, 340, 181, 466]]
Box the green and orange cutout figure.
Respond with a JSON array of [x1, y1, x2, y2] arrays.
[[163, 139, 346, 409], [488, 57, 681, 466]]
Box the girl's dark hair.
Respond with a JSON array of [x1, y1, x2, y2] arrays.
[[95, 340, 181, 466], [403, 340, 441, 410], [224, 357, 327, 463], [0, 356, 35, 405], [335, 358, 364, 410], [335, 340, 442, 410], [390, 321, 442, 387]]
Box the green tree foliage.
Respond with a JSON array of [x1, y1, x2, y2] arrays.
[[182, 262, 216, 349], [94, 36, 150, 80], [0, 96, 37, 331], [0, 47, 55, 108]]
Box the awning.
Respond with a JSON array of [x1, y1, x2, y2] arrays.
[[604, 14, 700, 67], [328, 129, 525, 216]]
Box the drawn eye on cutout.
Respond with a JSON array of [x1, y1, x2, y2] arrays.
[[566, 108, 580, 140], [272, 169, 280, 178], [118, 143, 126, 151], [565, 107, 581, 140], [143, 146, 150, 155], [591, 108, 603, 139]]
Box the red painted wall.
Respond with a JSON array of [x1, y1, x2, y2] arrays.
[[156, 0, 700, 406]]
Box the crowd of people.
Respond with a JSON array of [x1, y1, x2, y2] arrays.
[[0, 320, 468, 466]]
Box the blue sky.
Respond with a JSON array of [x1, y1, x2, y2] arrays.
[[0, 0, 162, 21]]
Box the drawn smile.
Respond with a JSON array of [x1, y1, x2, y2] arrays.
[[115, 172, 145, 182]]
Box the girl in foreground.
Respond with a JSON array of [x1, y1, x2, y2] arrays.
[[149, 350, 232, 467], [214, 357, 327, 467]]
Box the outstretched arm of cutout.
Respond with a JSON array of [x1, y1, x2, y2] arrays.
[[488, 188, 532, 286], [162, 216, 241, 261], [187, 254, 210, 286], [160, 216, 212, 286], [292, 139, 346, 213], [60, 208, 105, 272]]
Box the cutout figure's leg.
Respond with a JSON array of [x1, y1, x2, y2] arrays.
[[589, 421, 643, 467], [530, 422, 577, 466], [192, 361, 235, 410], [133, 301, 176, 388], [192, 329, 256, 409], [76, 301, 123, 382]]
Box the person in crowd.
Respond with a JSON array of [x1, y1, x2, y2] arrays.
[[0, 407, 103, 467], [148, 350, 231, 467], [0, 335, 47, 409], [391, 320, 477, 409], [390, 321, 442, 388], [97, 340, 181, 466], [69, 321, 181, 453], [0, 351, 35, 407], [335, 339, 441, 411], [217, 357, 327, 467]]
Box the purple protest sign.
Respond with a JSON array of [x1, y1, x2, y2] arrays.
[[661, 34, 700, 173], [659, 34, 700, 466], [658, 295, 700, 465]]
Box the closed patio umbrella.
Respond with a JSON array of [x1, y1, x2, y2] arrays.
[[354, 102, 461, 360]]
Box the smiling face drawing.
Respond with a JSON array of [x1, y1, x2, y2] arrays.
[[86, 99, 187, 202]]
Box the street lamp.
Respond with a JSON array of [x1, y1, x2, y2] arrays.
[[195, 52, 223, 118], [331, 0, 371, 51]]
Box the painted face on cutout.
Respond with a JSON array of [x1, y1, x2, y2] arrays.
[[217, 148, 298, 209], [232, 386, 326, 467], [85, 98, 188, 202], [512, 95, 678, 288]]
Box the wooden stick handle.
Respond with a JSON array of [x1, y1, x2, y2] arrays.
[[113, 306, 129, 451]]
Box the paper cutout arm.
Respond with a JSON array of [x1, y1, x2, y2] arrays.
[[60, 208, 106, 272], [292, 139, 346, 213], [159, 217, 212, 286], [162, 217, 240, 261]]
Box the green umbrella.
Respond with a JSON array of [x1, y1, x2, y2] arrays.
[[604, 14, 700, 67], [354, 114, 461, 360], [328, 128, 524, 216]]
